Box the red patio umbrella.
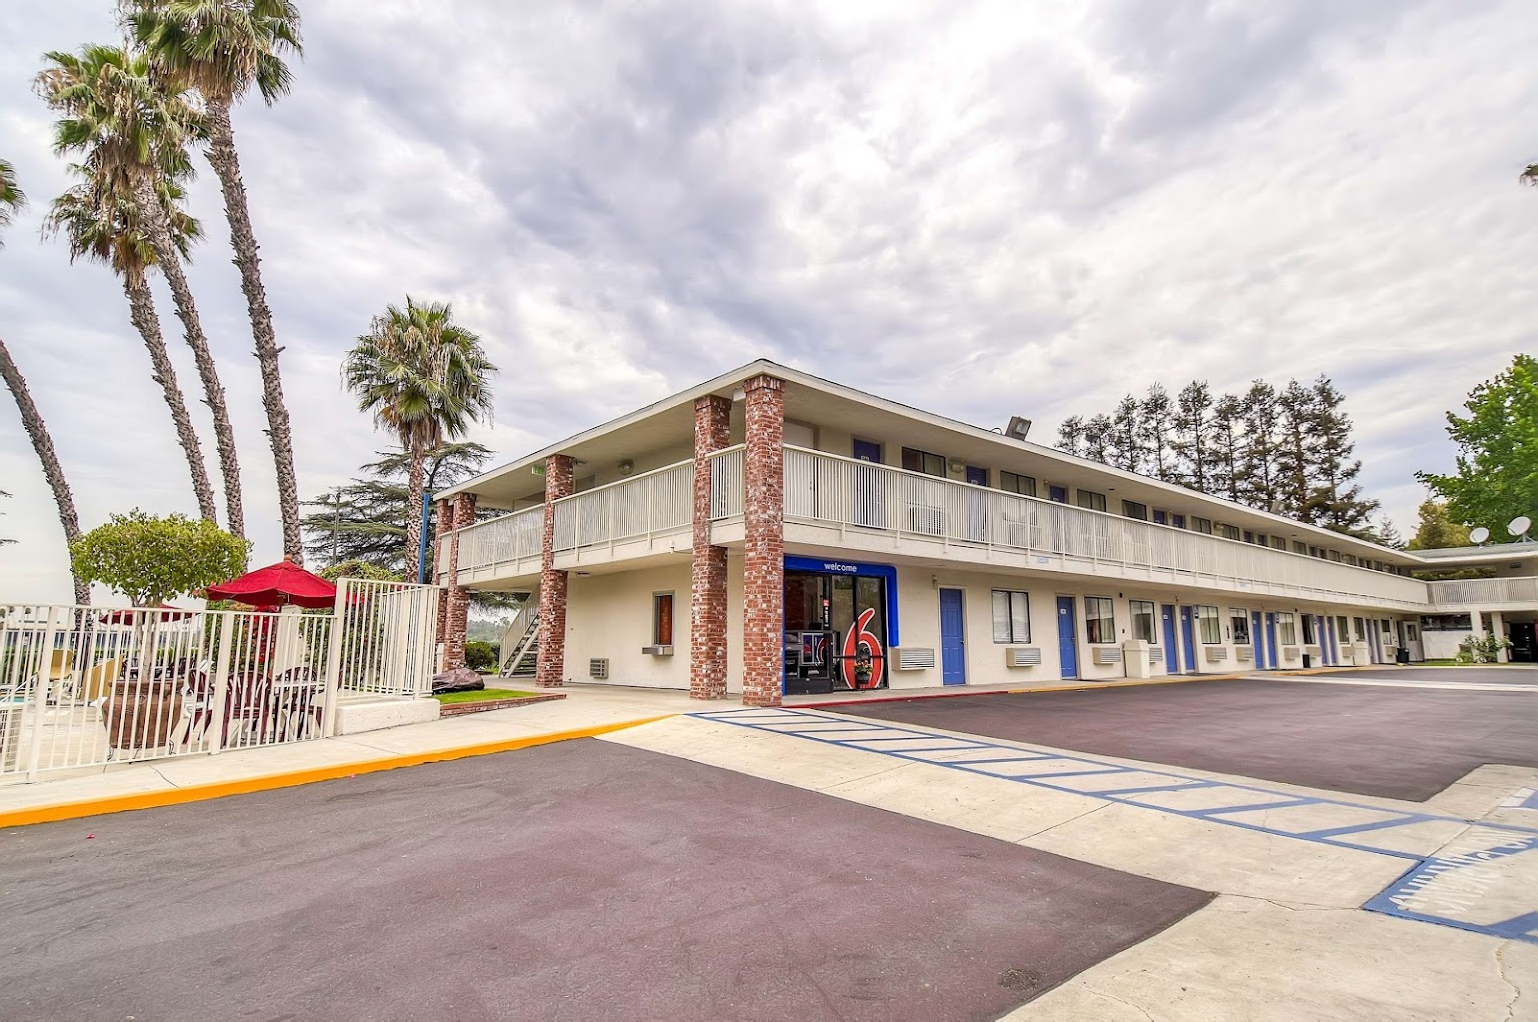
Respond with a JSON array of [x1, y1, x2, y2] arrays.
[[206, 557, 340, 610], [99, 604, 192, 624]]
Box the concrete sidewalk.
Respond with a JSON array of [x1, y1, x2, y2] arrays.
[[0, 684, 695, 825]]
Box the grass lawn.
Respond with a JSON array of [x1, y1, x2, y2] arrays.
[[434, 687, 540, 705]]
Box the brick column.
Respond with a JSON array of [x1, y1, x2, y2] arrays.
[[442, 492, 478, 669], [691, 394, 732, 699], [741, 374, 785, 707], [536, 454, 575, 688]]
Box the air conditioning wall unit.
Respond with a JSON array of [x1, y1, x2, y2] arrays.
[[589, 658, 609, 680], [1005, 647, 1042, 668]]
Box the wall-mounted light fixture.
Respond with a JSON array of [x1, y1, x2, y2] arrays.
[[617, 459, 635, 477], [947, 458, 966, 474]]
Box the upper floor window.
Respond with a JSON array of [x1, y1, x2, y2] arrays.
[[1000, 471, 1036, 497], [1328, 550, 1342, 562], [1122, 500, 1148, 521], [901, 447, 945, 477], [1293, 541, 1308, 555], [1269, 536, 1286, 550], [1216, 523, 1241, 541], [1076, 490, 1107, 513], [1170, 513, 1186, 529]]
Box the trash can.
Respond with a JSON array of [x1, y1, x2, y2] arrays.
[[1396, 648, 1411, 665]]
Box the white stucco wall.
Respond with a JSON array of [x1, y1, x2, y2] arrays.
[[564, 562, 693, 688]]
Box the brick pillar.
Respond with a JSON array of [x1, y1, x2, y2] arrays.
[[536, 454, 575, 688], [741, 374, 785, 707], [434, 497, 452, 644], [691, 394, 732, 699], [442, 492, 478, 669]]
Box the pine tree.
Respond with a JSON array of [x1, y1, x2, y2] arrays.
[[1083, 414, 1114, 464], [1274, 380, 1317, 521], [1309, 377, 1380, 534], [1140, 384, 1176, 481], [1110, 395, 1143, 473], [1239, 381, 1280, 510], [1173, 380, 1215, 492], [1210, 393, 1244, 502], [1055, 415, 1086, 457]]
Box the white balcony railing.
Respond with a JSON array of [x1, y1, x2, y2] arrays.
[[709, 444, 745, 520], [783, 446, 1431, 608], [553, 460, 692, 553], [1426, 576, 1538, 608], [454, 505, 543, 575]]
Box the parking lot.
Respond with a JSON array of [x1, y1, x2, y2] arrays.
[[0, 739, 1207, 1021], [837, 671, 1538, 801]]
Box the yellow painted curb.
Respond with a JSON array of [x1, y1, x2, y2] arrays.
[[0, 714, 675, 830]]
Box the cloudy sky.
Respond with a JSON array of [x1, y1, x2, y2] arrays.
[[2, 0, 1535, 602]]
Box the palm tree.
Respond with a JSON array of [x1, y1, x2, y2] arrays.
[[343, 299, 496, 577], [46, 166, 219, 524], [126, 0, 303, 558], [0, 158, 90, 604], [37, 43, 245, 536]]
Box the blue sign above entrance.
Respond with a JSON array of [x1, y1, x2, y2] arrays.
[[783, 556, 900, 645]]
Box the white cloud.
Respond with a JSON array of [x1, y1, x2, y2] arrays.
[[2, 0, 1535, 600]]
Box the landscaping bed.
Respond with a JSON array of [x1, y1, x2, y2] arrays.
[[433, 688, 566, 717]]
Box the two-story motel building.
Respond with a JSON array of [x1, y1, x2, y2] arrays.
[[431, 361, 1538, 705]]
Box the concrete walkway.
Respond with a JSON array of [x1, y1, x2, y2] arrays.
[[0, 685, 696, 824]]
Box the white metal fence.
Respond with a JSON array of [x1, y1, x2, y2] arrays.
[[783, 446, 1431, 608], [1426, 576, 1538, 608], [0, 578, 440, 782], [455, 505, 543, 575], [709, 445, 745, 520], [552, 459, 692, 553]]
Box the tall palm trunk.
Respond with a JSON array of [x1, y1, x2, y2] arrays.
[[0, 337, 90, 605], [203, 96, 300, 560], [405, 439, 425, 578], [133, 177, 245, 538], [121, 272, 218, 522]]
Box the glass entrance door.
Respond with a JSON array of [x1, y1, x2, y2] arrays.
[[783, 571, 889, 693]]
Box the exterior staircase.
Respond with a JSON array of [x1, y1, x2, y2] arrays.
[[499, 602, 539, 678]]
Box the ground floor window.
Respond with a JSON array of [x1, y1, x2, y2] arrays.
[[1301, 614, 1316, 644], [991, 590, 1031, 643], [1353, 617, 1366, 641], [1277, 612, 1297, 645], [1130, 600, 1156, 643], [1420, 613, 1471, 631], [1230, 609, 1250, 644], [1196, 605, 1221, 644], [652, 593, 674, 646], [1084, 596, 1115, 643], [1337, 615, 1351, 641]]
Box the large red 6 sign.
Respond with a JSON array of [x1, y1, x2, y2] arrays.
[[841, 607, 885, 690]]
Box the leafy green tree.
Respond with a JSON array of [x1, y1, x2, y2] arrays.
[[1238, 380, 1280, 511], [1109, 395, 1143, 473], [1082, 413, 1113, 463], [128, 0, 305, 559], [0, 159, 90, 602], [317, 559, 402, 583], [343, 299, 497, 573], [1417, 354, 1538, 535], [71, 510, 249, 606], [1273, 380, 1316, 521], [1407, 498, 1472, 550], [38, 43, 245, 536], [1209, 393, 1244, 502]]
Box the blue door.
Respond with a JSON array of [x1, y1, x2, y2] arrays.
[[1179, 607, 1196, 673], [939, 589, 966, 685], [1265, 613, 1279, 669], [1252, 611, 1266, 670], [1049, 485, 1067, 503], [1056, 596, 1078, 679], [1161, 604, 1178, 672]]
